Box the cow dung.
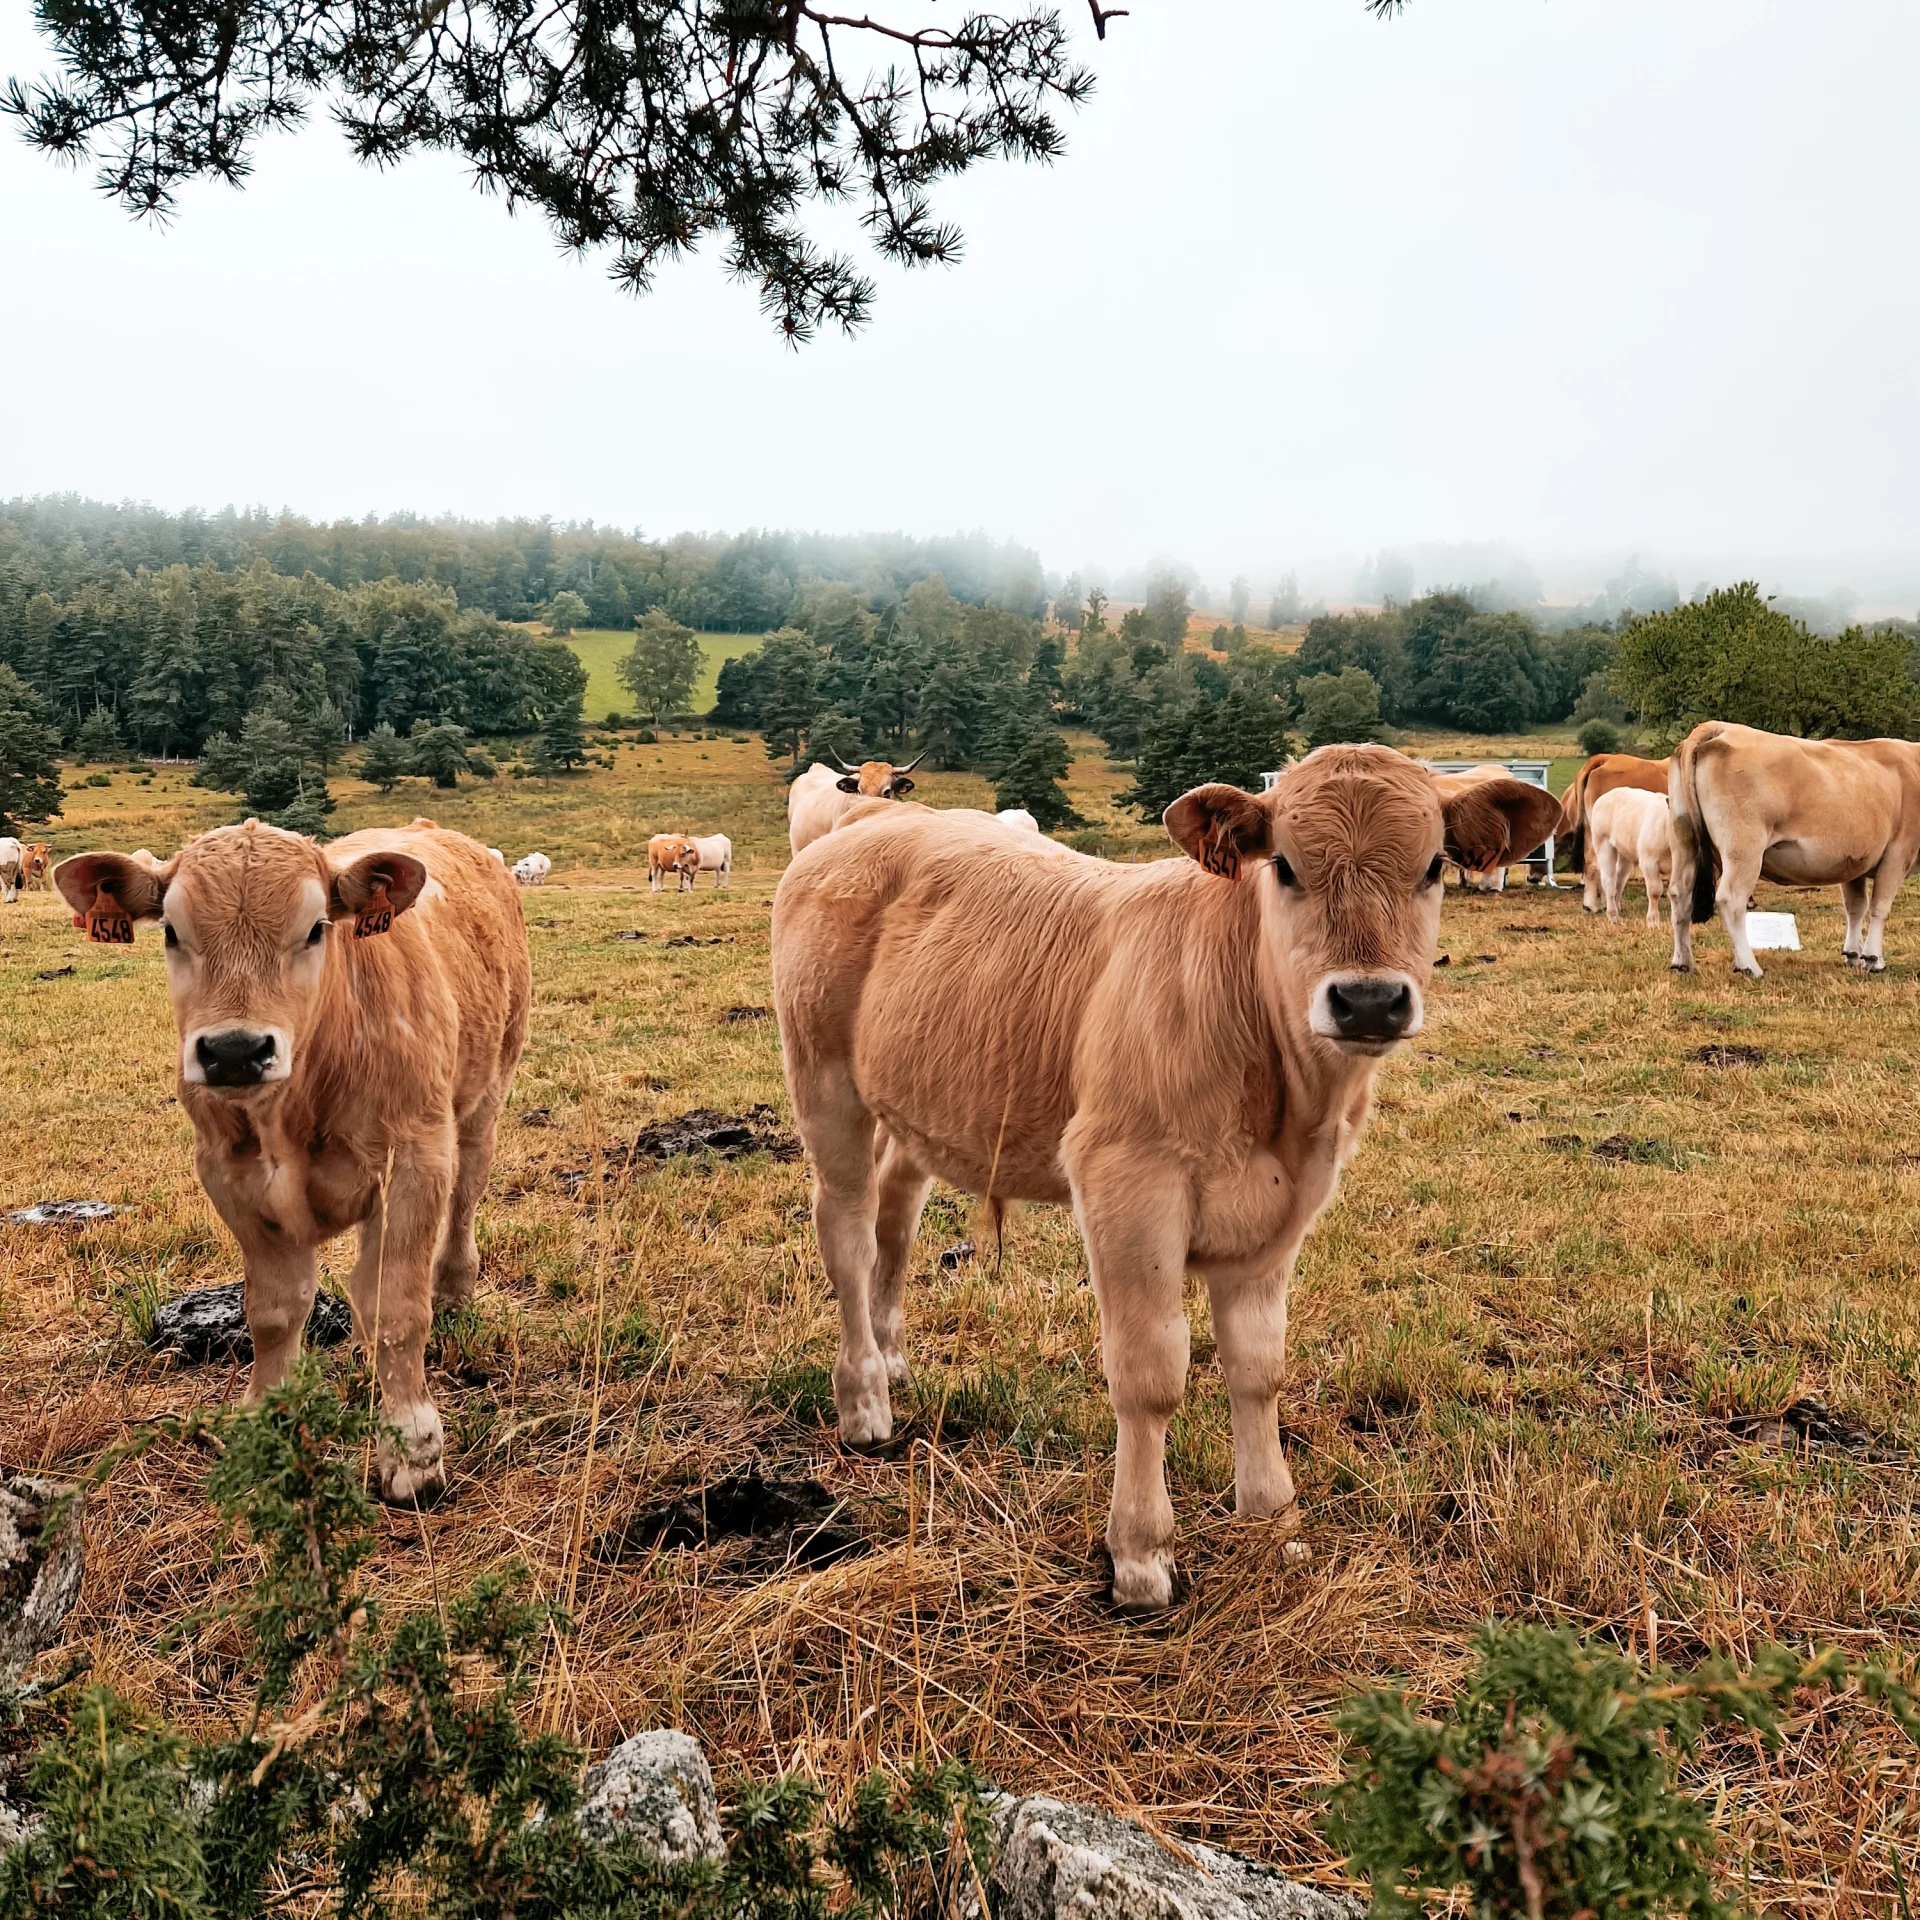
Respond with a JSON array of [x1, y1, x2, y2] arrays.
[[939, 1240, 977, 1271], [10, 1201, 117, 1227], [150, 1282, 354, 1364], [611, 930, 646, 943], [1729, 1396, 1903, 1462], [723, 1005, 770, 1023], [592, 1468, 866, 1570], [1694, 1044, 1764, 1068], [626, 1106, 798, 1163]]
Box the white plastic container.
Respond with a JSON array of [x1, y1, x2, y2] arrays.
[[1745, 912, 1800, 951]]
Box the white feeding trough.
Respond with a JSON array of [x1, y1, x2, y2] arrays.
[[1745, 912, 1800, 951]]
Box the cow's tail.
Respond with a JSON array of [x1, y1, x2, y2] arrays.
[[1559, 761, 1593, 877], [1670, 731, 1721, 925]]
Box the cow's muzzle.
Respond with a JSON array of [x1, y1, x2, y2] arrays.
[[1309, 972, 1422, 1050], [187, 1026, 286, 1089]]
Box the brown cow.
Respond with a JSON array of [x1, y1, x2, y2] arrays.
[[20, 843, 52, 891], [55, 819, 530, 1502], [770, 746, 1559, 1608], [1557, 753, 1669, 909], [1668, 721, 1920, 977], [648, 833, 698, 893], [787, 752, 927, 855]]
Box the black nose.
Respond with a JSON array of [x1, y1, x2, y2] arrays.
[[196, 1028, 277, 1086], [1325, 977, 1414, 1043]]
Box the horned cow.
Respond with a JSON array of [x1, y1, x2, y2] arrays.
[[55, 820, 531, 1503], [787, 753, 926, 855], [1668, 721, 1920, 977], [771, 747, 1560, 1609], [685, 833, 733, 887], [648, 833, 698, 893]]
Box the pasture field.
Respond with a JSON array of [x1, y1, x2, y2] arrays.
[[561, 627, 768, 722], [5, 737, 1920, 1913]]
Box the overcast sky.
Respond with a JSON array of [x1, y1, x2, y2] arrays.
[[4, 0, 1917, 604]]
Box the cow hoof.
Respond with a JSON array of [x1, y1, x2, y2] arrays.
[[1669, 963, 1693, 974], [1867, 960, 1888, 974], [881, 1349, 912, 1387], [1735, 965, 1764, 979], [1282, 1538, 1314, 1565], [377, 1406, 447, 1506], [836, 1399, 894, 1450], [1109, 1553, 1175, 1613]]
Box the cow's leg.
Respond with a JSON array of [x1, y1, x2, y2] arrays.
[[241, 1235, 320, 1398], [1598, 839, 1625, 923], [1667, 819, 1697, 969], [432, 1091, 504, 1311], [1841, 877, 1870, 965], [349, 1129, 454, 1503], [1715, 846, 1767, 978], [870, 1130, 933, 1386], [1860, 856, 1905, 972], [1582, 845, 1601, 913], [801, 1076, 891, 1445], [1643, 860, 1665, 929], [1072, 1162, 1190, 1610], [1201, 1257, 1299, 1532]]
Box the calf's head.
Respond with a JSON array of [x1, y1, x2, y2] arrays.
[[1165, 746, 1560, 1057], [829, 750, 925, 798], [55, 822, 427, 1094]]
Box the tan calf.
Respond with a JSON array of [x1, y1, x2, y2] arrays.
[[1669, 721, 1920, 977], [55, 819, 530, 1502], [20, 843, 52, 891], [648, 833, 697, 893], [1587, 785, 1671, 927], [1558, 753, 1669, 909], [771, 747, 1559, 1608]]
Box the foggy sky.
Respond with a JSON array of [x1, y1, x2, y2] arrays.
[[3, 0, 1917, 607]]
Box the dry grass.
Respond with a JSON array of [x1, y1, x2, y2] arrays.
[[5, 734, 1920, 1913]]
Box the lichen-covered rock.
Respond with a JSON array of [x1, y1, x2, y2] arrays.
[[0, 1474, 84, 1692], [978, 1793, 1360, 1920], [149, 1282, 353, 1364], [578, 1730, 725, 1865]]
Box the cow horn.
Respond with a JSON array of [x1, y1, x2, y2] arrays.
[[892, 751, 927, 775], [825, 748, 858, 773]]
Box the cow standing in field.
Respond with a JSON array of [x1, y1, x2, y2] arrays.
[[787, 752, 926, 855], [511, 852, 552, 887], [648, 834, 698, 892], [772, 746, 1559, 1608], [55, 820, 531, 1502], [686, 833, 733, 887], [1587, 786, 1671, 927], [1558, 753, 1670, 910], [1668, 721, 1920, 977], [0, 838, 22, 903], [20, 843, 51, 891]]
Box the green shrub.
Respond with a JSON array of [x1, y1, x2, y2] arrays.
[[83, 771, 112, 788], [1576, 717, 1623, 757]]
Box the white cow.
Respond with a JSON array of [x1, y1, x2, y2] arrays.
[[686, 834, 733, 887], [511, 852, 552, 887], [1588, 786, 1672, 927], [0, 838, 22, 903], [995, 808, 1041, 834], [487, 847, 506, 864]]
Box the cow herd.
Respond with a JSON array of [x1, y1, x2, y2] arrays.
[[35, 720, 1917, 1609], [1556, 720, 1920, 979]]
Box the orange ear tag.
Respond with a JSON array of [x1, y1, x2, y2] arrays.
[[353, 885, 394, 939], [1200, 828, 1241, 881], [86, 888, 135, 944]]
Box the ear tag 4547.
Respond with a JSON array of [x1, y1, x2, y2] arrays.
[[87, 888, 135, 945], [353, 885, 393, 939]]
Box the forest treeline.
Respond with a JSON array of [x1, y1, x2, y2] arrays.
[[0, 497, 1047, 637]]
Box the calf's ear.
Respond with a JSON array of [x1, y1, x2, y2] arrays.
[[54, 851, 172, 923], [1441, 779, 1564, 874], [327, 849, 429, 921], [1165, 784, 1271, 880]]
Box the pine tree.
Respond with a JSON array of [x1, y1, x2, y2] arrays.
[[532, 700, 588, 776], [74, 704, 125, 763], [357, 723, 413, 791], [0, 664, 64, 834], [991, 725, 1081, 830]]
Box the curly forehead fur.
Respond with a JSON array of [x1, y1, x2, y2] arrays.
[[171, 822, 330, 952], [1271, 746, 1440, 876]]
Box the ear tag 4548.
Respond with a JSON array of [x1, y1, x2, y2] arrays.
[[353, 885, 393, 939], [87, 888, 135, 945]]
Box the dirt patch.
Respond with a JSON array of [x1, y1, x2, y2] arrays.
[[1543, 1135, 1687, 1169], [1499, 924, 1555, 934], [35, 966, 73, 981], [665, 935, 735, 949], [611, 929, 646, 942], [1694, 1044, 1765, 1068], [592, 1468, 867, 1570]]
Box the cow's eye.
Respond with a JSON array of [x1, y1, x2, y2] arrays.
[[306, 921, 326, 946], [1424, 853, 1446, 888], [163, 924, 179, 950], [1272, 853, 1299, 889]]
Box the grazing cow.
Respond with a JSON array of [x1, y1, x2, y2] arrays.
[[1587, 786, 1671, 927], [511, 851, 551, 888], [788, 753, 927, 856], [0, 838, 22, 903], [1668, 721, 1920, 977], [1558, 753, 1669, 909], [54, 820, 531, 1502], [771, 746, 1559, 1608], [648, 833, 698, 893], [686, 833, 733, 888], [994, 808, 1041, 834]]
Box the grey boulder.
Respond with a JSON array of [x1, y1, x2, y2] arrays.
[[978, 1793, 1360, 1920], [1, 1474, 84, 1692], [578, 1729, 725, 1865]]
